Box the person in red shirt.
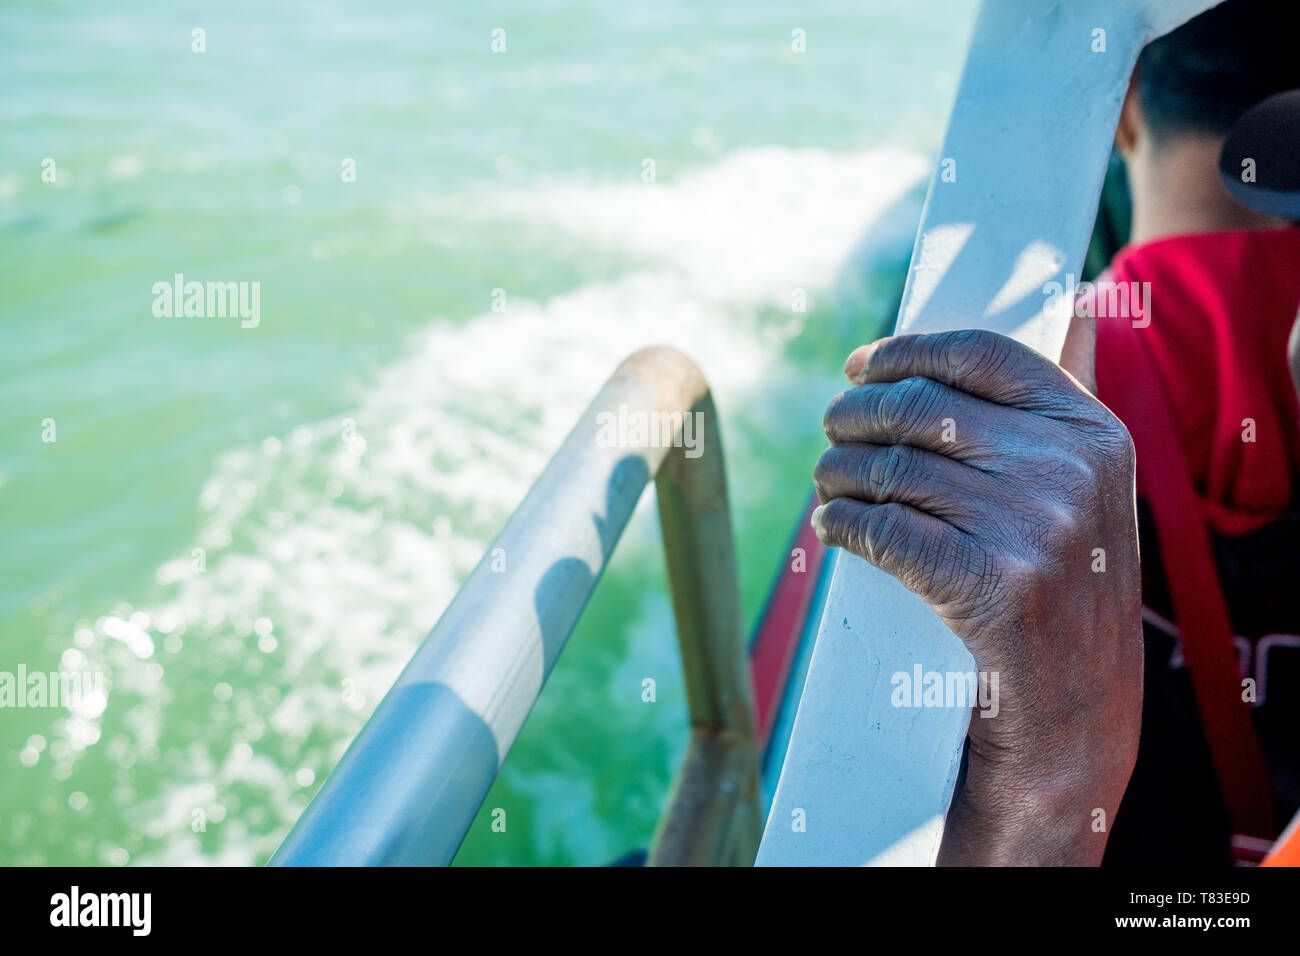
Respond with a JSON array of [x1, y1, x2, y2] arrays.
[[810, 1, 1300, 865], [1074, 0, 1300, 864]]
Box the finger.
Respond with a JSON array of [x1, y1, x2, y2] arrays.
[[823, 375, 1050, 464], [813, 441, 997, 531], [1059, 309, 1098, 396], [811, 497, 988, 614], [843, 329, 1090, 414]]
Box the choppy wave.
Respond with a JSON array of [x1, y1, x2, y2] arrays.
[[21, 146, 926, 866]]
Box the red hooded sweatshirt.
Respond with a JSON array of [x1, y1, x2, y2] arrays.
[[1092, 228, 1300, 537], [1086, 228, 1300, 857]]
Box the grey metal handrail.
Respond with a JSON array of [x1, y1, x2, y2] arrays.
[[271, 346, 761, 866]]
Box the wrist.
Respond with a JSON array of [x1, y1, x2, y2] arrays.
[[938, 754, 1125, 866]]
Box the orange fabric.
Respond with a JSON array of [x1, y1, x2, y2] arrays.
[[1262, 813, 1300, 866]]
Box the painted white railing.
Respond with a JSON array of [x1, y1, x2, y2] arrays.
[[758, 0, 1223, 867]]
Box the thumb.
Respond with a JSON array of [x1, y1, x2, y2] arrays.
[[1059, 307, 1098, 396]]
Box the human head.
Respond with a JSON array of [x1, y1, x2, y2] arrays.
[[1115, 0, 1298, 241], [1118, 0, 1299, 155]]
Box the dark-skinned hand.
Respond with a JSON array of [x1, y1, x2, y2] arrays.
[[812, 321, 1142, 865]]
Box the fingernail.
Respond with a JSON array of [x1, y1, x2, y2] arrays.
[[810, 504, 826, 535], [843, 343, 875, 382]]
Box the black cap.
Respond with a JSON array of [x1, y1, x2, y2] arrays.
[[1219, 90, 1300, 219]]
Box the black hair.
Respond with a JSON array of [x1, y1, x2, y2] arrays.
[[1135, 0, 1300, 142]]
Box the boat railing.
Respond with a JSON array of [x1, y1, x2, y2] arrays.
[[270, 345, 762, 866]]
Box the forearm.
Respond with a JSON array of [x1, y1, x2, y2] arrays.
[[935, 717, 1138, 868], [941, 770, 1112, 868], [937, 591, 1142, 865]]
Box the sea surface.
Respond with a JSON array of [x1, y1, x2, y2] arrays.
[[0, 0, 976, 865]]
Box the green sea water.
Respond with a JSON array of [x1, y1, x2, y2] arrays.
[[0, 0, 976, 866]]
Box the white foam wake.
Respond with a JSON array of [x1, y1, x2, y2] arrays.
[[34, 146, 927, 866]]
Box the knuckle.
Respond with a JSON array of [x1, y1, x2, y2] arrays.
[[1100, 418, 1137, 473], [934, 329, 978, 375], [1018, 464, 1086, 544], [940, 329, 1035, 403], [858, 501, 909, 564], [941, 329, 1002, 379], [1063, 411, 1135, 491], [1046, 501, 1082, 544], [827, 501, 868, 553], [1066, 452, 1099, 491], [881, 376, 935, 431], [994, 551, 1041, 598], [863, 443, 913, 501], [865, 334, 912, 374], [1027, 499, 1084, 569], [819, 498, 851, 543]]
